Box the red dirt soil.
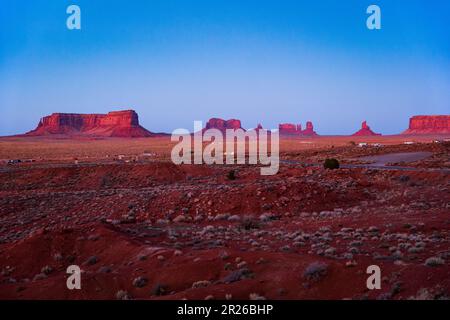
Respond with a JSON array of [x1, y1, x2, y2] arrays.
[[0, 136, 449, 300]]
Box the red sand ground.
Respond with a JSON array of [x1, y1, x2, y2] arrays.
[[0, 135, 449, 300]]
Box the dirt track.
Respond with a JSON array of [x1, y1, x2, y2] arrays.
[[358, 152, 433, 167]]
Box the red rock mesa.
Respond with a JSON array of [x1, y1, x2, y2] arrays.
[[205, 118, 244, 132], [279, 123, 302, 135], [279, 122, 317, 136], [26, 110, 154, 137], [403, 115, 450, 134], [352, 121, 381, 136]]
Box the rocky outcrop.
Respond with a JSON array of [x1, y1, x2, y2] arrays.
[[302, 121, 317, 136], [279, 123, 302, 135], [279, 122, 317, 136], [205, 118, 244, 132], [352, 121, 381, 136], [26, 110, 154, 137], [403, 115, 450, 134]]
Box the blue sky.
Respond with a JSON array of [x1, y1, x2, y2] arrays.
[[1, 0, 449, 135]]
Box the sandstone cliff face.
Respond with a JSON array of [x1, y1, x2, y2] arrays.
[[27, 110, 154, 138], [352, 121, 381, 136], [403, 115, 450, 134]]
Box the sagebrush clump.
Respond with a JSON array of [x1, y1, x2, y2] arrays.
[[240, 216, 260, 230], [227, 170, 237, 180], [324, 158, 340, 170], [303, 262, 328, 281]]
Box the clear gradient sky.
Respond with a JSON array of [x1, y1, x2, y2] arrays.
[[1, 0, 449, 136]]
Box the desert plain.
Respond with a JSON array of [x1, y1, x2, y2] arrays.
[[0, 134, 449, 300]]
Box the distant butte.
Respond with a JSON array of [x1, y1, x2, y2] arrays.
[[204, 118, 244, 132], [26, 110, 157, 138], [279, 121, 317, 136], [204, 118, 318, 136], [302, 121, 318, 136], [279, 123, 302, 135], [352, 121, 381, 136], [403, 115, 450, 134]]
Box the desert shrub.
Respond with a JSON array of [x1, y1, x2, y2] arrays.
[[85, 256, 98, 265], [100, 174, 112, 188], [132, 276, 148, 288], [41, 265, 53, 275], [424, 256, 445, 267], [223, 268, 253, 284], [323, 158, 340, 170], [192, 280, 212, 288], [240, 216, 260, 230], [227, 170, 237, 180], [115, 290, 132, 300], [249, 293, 266, 300], [303, 262, 328, 281]]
